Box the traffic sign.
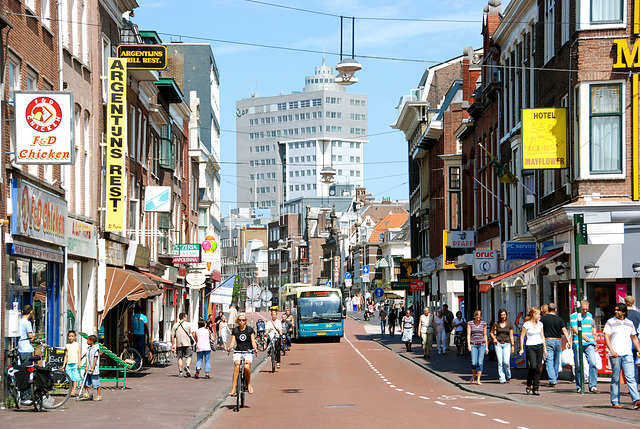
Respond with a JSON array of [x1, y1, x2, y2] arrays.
[[374, 287, 384, 298], [362, 266, 369, 275], [345, 278, 352, 288], [345, 272, 351, 279], [326, 280, 332, 287]]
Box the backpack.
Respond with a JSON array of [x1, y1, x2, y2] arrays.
[[256, 319, 265, 333]]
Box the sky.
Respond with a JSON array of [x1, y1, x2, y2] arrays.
[[132, 0, 498, 216]]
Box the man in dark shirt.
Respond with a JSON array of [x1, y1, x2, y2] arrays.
[[625, 296, 640, 382], [443, 304, 454, 352], [540, 303, 572, 387]]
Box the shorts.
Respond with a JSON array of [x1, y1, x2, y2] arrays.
[[233, 352, 254, 364], [176, 346, 193, 359], [65, 363, 82, 382], [85, 374, 100, 388]]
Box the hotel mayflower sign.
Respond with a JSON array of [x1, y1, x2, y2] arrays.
[[14, 92, 74, 165]]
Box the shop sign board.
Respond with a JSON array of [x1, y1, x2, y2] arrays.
[[447, 230, 475, 248], [473, 250, 498, 275], [117, 44, 167, 70], [504, 241, 536, 260], [67, 218, 97, 258], [14, 91, 74, 165], [186, 271, 207, 288], [173, 244, 200, 263], [399, 258, 418, 282], [105, 58, 127, 231], [9, 240, 63, 263], [586, 223, 625, 245], [522, 108, 567, 169], [104, 240, 125, 266], [12, 178, 67, 246], [144, 186, 171, 212], [125, 241, 151, 268]]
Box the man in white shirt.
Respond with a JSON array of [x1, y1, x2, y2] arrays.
[[604, 303, 640, 410], [265, 311, 283, 369]]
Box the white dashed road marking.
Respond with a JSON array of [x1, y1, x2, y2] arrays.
[[471, 412, 486, 417]]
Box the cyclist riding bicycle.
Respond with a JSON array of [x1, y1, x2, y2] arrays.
[[227, 313, 257, 395], [265, 310, 283, 369], [281, 314, 292, 351]]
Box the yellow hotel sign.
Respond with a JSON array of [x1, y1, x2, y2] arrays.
[[106, 58, 126, 231], [522, 108, 567, 170]]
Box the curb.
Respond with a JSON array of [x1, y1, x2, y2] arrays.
[[184, 353, 268, 429]]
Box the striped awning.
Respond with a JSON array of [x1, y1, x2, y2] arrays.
[[374, 257, 390, 269], [99, 267, 162, 326]]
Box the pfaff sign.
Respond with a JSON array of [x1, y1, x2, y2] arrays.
[[105, 58, 127, 231]]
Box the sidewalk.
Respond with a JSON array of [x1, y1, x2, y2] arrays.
[[351, 311, 640, 423], [1, 338, 266, 429]]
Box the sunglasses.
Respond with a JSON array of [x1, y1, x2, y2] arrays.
[[238, 319, 247, 322]]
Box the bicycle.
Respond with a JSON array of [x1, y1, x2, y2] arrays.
[[255, 331, 267, 352], [4, 345, 72, 411], [266, 334, 280, 372], [228, 349, 254, 412], [120, 332, 143, 372]]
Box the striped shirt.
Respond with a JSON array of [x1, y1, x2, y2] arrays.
[[570, 311, 595, 345], [604, 317, 637, 357]]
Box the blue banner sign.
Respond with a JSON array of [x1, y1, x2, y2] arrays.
[[505, 241, 536, 260]]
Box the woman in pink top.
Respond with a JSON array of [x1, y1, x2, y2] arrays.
[[192, 319, 213, 379]]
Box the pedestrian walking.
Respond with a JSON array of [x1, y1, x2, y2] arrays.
[[228, 303, 238, 330], [443, 304, 454, 352], [570, 299, 599, 394], [388, 308, 397, 336], [604, 303, 640, 409], [218, 315, 231, 349], [192, 319, 213, 379], [518, 307, 547, 395], [418, 307, 435, 358], [490, 309, 514, 384], [171, 312, 193, 377], [434, 308, 447, 354], [540, 303, 571, 387], [467, 310, 488, 385], [379, 306, 388, 335], [452, 311, 466, 355], [401, 309, 414, 352]]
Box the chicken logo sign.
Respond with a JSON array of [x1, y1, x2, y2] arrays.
[[26, 97, 62, 132], [14, 91, 73, 165]]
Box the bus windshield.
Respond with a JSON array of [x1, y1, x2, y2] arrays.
[[299, 294, 342, 323]]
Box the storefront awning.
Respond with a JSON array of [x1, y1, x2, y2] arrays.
[[99, 267, 163, 326], [374, 257, 390, 269], [211, 270, 221, 282], [479, 248, 564, 290], [139, 270, 174, 285]]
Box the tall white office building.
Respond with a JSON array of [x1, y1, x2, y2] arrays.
[[236, 59, 368, 214]]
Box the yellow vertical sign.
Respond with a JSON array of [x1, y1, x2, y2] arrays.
[[106, 58, 126, 231], [443, 230, 456, 270]]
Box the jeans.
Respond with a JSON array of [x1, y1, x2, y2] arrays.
[[470, 343, 486, 372], [573, 343, 598, 390], [380, 320, 386, 335], [526, 344, 544, 391], [545, 339, 562, 385], [610, 354, 640, 405], [495, 342, 511, 383], [436, 331, 446, 353], [196, 350, 211, 373]]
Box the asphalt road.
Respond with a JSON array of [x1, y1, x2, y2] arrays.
[[208, 317, 640, 428]]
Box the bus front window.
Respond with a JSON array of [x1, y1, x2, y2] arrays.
[[299, 295, 341, 321]]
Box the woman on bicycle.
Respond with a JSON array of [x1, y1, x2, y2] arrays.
[[228, 313, 257, 395], [265, 310, 283, 369]]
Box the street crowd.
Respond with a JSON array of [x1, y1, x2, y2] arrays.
[[365, 295, 640, 411]]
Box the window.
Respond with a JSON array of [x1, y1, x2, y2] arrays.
[[561, 0, 570, 44], [8, 53, 20, 102], [449, 167, 461, 189], [41, 0, 51, 28], [26, 67, 37, 90], [590, 0, 623, 24], [590, 83, 622, 173], [544, 0, 555, 63], [25, 0, 35, 13]]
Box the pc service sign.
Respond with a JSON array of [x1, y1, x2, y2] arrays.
[[473, 250, 498, 276], [14, 92, 74, 165]]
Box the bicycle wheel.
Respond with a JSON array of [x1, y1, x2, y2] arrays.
[[7, 382, 20, 409], [240, 376, 247, 408], [271, 346, 276, 373], [121, 347, 143, 372], [43, 370, 71, 409], [256, 336, 267, 352], [235, 371, 242, 411]]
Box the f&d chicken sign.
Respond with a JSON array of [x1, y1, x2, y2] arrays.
[[14, 91, 73, 164], [106, 58, 127, 231]]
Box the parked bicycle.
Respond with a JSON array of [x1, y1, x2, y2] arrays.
[[4, 344, 71, 411], [120, 332, 143, 372], [228, 349, 253, 412]]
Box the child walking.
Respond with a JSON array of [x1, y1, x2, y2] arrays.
[[82, 335, 102, 401], [61, 330, 82, 397]]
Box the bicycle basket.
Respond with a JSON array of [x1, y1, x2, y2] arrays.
[[14, 367, 30, 391], [34, 367, 53, 390], [256, 319, 265, 333]]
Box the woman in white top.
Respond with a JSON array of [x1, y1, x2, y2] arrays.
[[218, 315, 231, 349], [400, 309, 414, 352], [265, 310, 283, 369], [518, 307, 547, 395], [452, 311, 466, 355], [433, 309, 446, 354]]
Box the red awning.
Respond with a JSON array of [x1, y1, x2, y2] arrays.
[[139, 270, 174, 285], [211, 271, 221, 282], [479, 248, 564, 289]]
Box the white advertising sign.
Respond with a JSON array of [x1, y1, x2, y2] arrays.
[[67, 218, 97, 258], [186, 271, 207, 288], [448, 230, 475, 248], [144, 186, 171, 212], [210, 275, 235, 305], [14, 92, 74, 165], [473, 250, 498, 276], [586, 223, 625, 245]]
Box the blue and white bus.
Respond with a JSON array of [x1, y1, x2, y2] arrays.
[[285, 286, 344, 341]]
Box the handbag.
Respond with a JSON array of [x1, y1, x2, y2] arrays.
[[179, 322, 196, 351]]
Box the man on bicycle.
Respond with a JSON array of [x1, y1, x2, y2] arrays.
[[265, 310, 283, 369], [281, 313, 292, 352], [284, 308, 294, 350], [228, 313, 257, 395]]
